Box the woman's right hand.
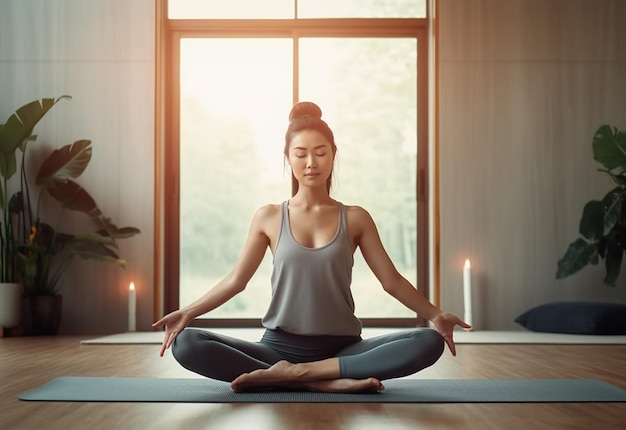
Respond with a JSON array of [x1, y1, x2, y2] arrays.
[[152, 310, 189, 357]]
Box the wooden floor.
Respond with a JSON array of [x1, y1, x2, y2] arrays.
[[1, 336, 625, 430]]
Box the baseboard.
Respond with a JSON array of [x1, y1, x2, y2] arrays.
[[81, 328, 626, 345]]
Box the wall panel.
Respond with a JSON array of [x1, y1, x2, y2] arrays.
[[438, 0, 626, 329]]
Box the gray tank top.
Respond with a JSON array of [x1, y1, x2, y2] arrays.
[[261, 200, 362, 336]]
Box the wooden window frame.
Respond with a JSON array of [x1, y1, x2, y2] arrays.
[[156, 3, 431, 328]]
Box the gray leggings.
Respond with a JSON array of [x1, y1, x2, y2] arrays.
[[171, 327, 445, 382]]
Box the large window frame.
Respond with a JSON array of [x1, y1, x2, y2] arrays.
[[156, 4, 431, 327]]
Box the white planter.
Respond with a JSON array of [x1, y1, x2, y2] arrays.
[[0, 282, 22, 328]]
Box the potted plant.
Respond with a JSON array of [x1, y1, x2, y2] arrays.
[[2, 95, 140, 335], [557, 124, 626, 286], [19, 137, 140, 335], [0, 96, 70, 329]]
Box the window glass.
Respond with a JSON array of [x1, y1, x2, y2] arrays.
[[178, 36, 418, 318], [168, 0, 427, 19], [299, 37, 418, 317], [297, 0, 426, 18], [179, 38, 292, 316], [169, 0, 294, 19]]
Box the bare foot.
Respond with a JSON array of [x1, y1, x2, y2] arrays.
[[302, 377, 384, 393], [231, 361, 299, 392], [231, 360, 384, 393]]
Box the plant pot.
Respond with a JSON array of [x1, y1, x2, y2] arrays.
[[0, 282, 23, 328], [21, 295, 62, 336]]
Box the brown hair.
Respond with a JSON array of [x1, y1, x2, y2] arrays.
[[284, 102, 337, 195]]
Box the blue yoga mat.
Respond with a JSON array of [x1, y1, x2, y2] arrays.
[[18, 377, 626, 403]]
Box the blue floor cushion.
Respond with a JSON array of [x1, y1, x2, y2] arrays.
[[515, 301, 626, 335]]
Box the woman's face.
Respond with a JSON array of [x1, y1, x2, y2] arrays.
[[287, 129, 335, 190]]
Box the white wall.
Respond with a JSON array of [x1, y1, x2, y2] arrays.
[[0, 0, 155, 333], [438, 0, 626, 329]]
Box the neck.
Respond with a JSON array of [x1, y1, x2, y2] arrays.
[[290, 186, 333, 207]]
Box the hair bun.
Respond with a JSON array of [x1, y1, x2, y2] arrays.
[[289, 101, 322, 122]]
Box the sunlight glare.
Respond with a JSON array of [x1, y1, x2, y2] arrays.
[[181, 38, 292, 180]]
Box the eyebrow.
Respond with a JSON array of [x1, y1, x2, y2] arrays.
[[293, 145, 328, 150]]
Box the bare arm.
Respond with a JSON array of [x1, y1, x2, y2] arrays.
[[179, 209, 270, 320], [352, 206, 470, 355], [153, 206, 272, 355], [353, 207, 439, 319]]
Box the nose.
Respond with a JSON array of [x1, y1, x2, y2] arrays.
[[306, 154, 317, 168]]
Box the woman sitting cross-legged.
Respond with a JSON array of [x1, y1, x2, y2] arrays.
[[153, 101, 470, 393]]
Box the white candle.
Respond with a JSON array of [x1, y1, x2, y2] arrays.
[[128, 282, 136, 332], [463, 259, 473, 329]]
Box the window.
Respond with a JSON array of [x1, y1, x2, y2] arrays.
[[168, 0, 426, 19], [161, 0, 430, 326]]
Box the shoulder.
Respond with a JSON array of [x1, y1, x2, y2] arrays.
[[243, 204, 282, 246], [250, 203, 282, 231], [345, 204, 373, 220], [255, 203, 282, 219], [345, 204, 377, 233], [344, 205, 385, 249]]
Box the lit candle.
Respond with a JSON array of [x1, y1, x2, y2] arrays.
[[463, 259, 473, 329], [128, 282, 136, 332]]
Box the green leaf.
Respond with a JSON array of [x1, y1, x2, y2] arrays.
[[556, 238, 599, 279], [95, 217, 141, 239], [0, 96, 71, 167], [8, 191, 23, 215], [68, 240, 127, 268], [579, 200, 604, 242], [592, 125, 626, 172], [106, 226, 141, 239], [36, 222, 69, 253], [36, 139, 92, 185], [603, 237, 623, 286], [46, 180, 101, 218], [603, 171, 626, 187], [0, 151, 17, 182], [601, 187, 623, 236], [72, 231, 117, 246], [17, 134, 38, 153]]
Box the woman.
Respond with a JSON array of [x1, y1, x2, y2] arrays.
[[153, 101, 470, 393]]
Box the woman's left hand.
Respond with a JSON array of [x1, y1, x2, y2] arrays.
[[430, 312, 471, 356]]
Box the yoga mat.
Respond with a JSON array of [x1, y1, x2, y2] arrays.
[[19, 377, 626, 403]]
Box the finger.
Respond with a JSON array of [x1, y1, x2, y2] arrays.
[[452, 317, 471, 329], [152, 318, 165, 328], [444, 336, 457, 356], [448, 341, 456, 356], [165, 332, 177, 350], [159, 331, 171, 357]]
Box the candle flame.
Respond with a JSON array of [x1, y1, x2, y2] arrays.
[[129, 282, 135, 291], [464, 259, 471, 268]]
